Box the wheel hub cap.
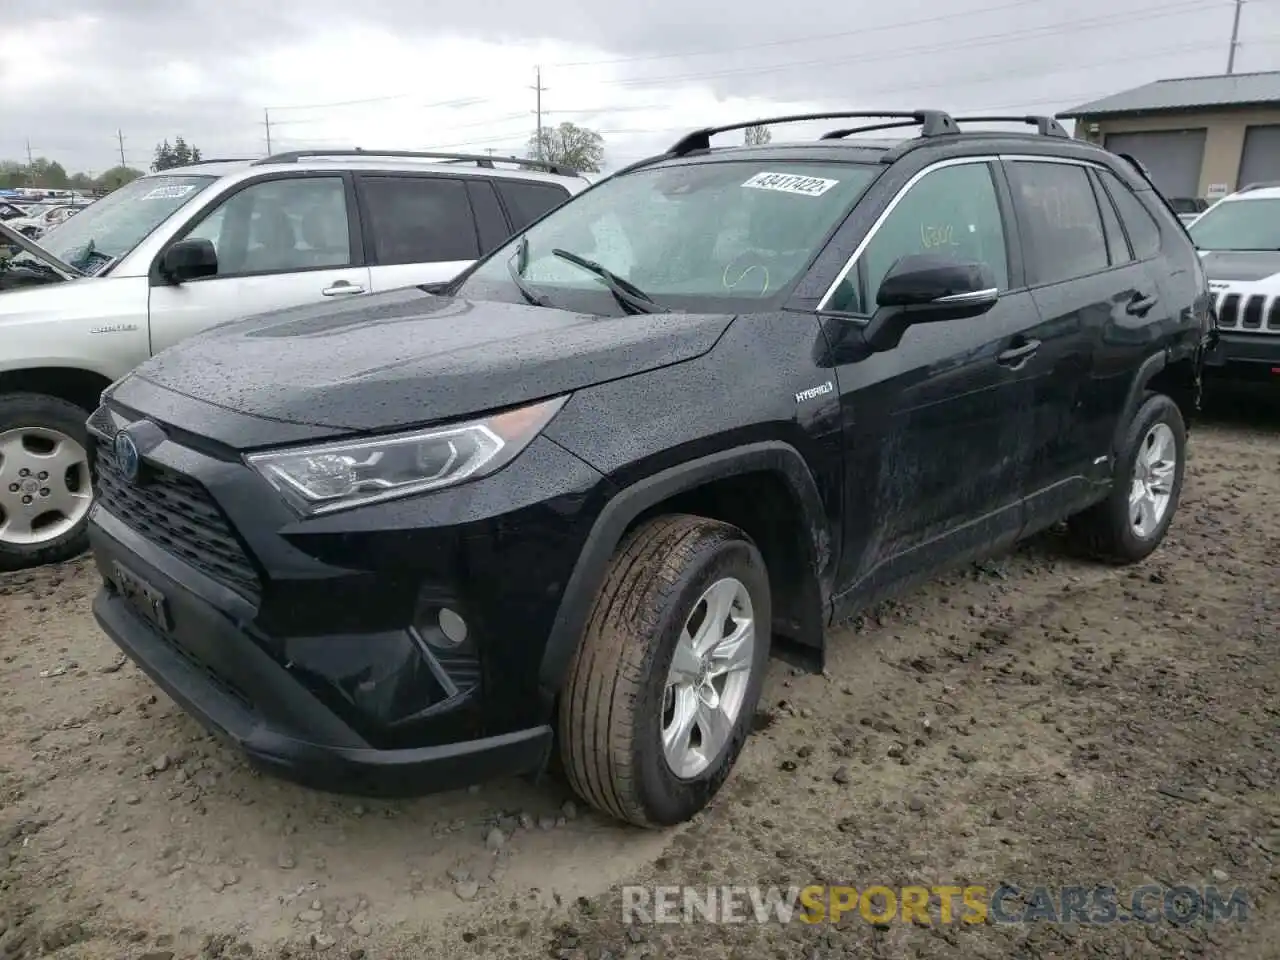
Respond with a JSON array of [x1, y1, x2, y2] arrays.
[[1128, 422, 1176, 540], [0, 426, 93, 547], [661, 577, 756, 780]]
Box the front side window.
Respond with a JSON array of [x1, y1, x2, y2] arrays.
[[1008, 161, 1108, 285], [36, 173, 216, 273], [457, 160, 879, 314], [828, 162, 1009, 314], [184, 176, 351, 276], [1187, 196, 1280, 251], [360, 175, 478, 264]]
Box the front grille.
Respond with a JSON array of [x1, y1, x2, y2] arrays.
[[95, 446, 262, 604], [1215, 291, 1280, 332]]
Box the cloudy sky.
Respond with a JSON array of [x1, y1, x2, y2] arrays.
[[4, 0, 1280, 175]]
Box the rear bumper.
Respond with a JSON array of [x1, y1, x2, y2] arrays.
[[89, 507, 552, 796], [1204, 331, 1280, 383]]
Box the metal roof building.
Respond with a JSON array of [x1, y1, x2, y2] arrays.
[[1060, 71, 1280, 201]]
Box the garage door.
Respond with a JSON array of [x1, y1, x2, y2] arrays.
[[1104, 129, 1206, 198], [1237, 125, 1280, 188]]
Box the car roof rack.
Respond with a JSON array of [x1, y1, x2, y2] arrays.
[[949, 115, 1070, 138], [667, 111, 962, 155], [165, 157, 257, 167], [820, 119, 941, 139], [1238, 180, 1280, 192], [251, 148, 577, 177]]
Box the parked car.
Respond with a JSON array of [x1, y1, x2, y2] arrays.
[[84, 110, 1210, 827], [7, 202, 80, 239], [0, 200, 35, 222], [0, 150, 589, 570], [1186, 182, 1280, 385]]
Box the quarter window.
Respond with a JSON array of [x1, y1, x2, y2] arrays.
[[1008, 161, 1108, 285], [361, 175, 479, 264], [829, 162, 1009, 314], [183, 176, 351, 276], [495, 180, 571, 231], [1098, 170, 1162, 260], [1089, 169, 1133, 266]]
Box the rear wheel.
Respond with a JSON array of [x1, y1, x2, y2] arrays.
[[1067, 392, 1186, 564], [558, 514, 771, 827], [0, 393, 95, 571]]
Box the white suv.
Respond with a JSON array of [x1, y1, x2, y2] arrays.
[[0, 150, 591, 570]]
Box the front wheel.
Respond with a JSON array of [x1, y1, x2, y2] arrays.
[[0, 393, 96, 571], [1067, 392, 1187, 564], [559, 514, 771, 827]]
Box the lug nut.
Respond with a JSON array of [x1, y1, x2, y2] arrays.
[[39, 488, 49, 497], [37, 471, 47, 480], [21, 495, 32, 505], [18, 468, 30, 477], [7, 483, 16, 492]]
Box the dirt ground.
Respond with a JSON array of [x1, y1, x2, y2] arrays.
[[2, 399, 1278, 960]]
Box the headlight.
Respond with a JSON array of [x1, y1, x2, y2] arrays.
[[245, 395, 568, 515]]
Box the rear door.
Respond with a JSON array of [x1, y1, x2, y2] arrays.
[[147, 173, 371, 356], [356, 173, 484, 291], [1001, 157, 1154, 527]]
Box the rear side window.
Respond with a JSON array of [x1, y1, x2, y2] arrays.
[[1097, 170, 1161, 261], [495, 180, 570, 231], [1007, 161, 1108, 285], [466, 180, 513, 254], [1088, 169, 1132, 266], [360, 175, 479, 264]]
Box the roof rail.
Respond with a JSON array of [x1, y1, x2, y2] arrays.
[[668, 110, 961, 155], [820, 119, 934, 139], [950, 115, 1070, 138], [1239, 180, 1280, 192], [250, 148, 578, 177], [155, 157, 256, 168]]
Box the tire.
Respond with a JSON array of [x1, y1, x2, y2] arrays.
[[0, 392, 96, 572], [558, 514, 772, 827], [1067, 392, 1186, 564]]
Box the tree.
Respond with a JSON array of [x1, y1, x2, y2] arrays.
[[152, 137, 203, 172], [527, 122, 604, 173], [96, 166, 145, 191], [744, 125, 772, 146]]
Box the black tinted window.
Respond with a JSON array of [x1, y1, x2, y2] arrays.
[[467, 181, 513, 254], [361, 176, 478, 264], [1089, 169, 1132, 265], [1099, 170, 1161, 260], [1008, 161, 1108, 285], [495, 180, 570, 230]]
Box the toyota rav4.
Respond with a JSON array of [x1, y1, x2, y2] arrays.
[[85, 110, 1212, 827]]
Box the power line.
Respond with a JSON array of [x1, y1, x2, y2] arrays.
[[598, 0, 1238, 87]]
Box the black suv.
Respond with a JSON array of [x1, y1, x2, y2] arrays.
[[86, 110, 1212, 828]]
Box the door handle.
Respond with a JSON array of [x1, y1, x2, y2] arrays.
[[996, 339, 1041, 366], [322, 280, 365, 297], [1126, 292, 1159, 316]]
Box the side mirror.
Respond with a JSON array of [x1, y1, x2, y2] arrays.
[[862, 254, 998, 354], [159, 238, 218, 283], [876, 253, 998, 312]]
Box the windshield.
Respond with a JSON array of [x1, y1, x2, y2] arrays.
[[1187, 198, 1280, 251], [457, 160, 879, 314], [36, 173, 217, 274]]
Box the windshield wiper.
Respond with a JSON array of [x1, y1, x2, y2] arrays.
[[550, 248, 665, 314], [507, 236, 551, 307]]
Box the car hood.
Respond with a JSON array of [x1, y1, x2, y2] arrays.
[[1199, 249, 1280, 282], [130, 286, 735, 434]]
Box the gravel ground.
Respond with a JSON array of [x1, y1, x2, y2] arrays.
[[1, 401, 1278, 960]]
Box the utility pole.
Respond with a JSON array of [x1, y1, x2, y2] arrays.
[[530, 66, 547, 160], [1227, 0, 1244, 74], [264, 108, 273, 155], [117, 129, 126, 167], [25, 139, 33, 167]]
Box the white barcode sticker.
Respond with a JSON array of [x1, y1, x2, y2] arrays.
[[742, 171, 839, 197]]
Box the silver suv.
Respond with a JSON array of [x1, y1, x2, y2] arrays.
[[0, 150, 591, 570]]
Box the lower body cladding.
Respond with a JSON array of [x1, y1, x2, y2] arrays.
[[1203, 330, 1280, 384], [85, 414, 607, 797]]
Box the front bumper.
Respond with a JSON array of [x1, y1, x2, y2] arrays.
[[90, 508, 553, 796], [1203, 331, 1280, 383]]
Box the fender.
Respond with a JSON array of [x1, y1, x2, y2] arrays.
[[1112, 350, 1168, 456], [536, 440, 832, 705]]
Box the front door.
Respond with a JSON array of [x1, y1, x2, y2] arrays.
[[147, 173, 371, 356], [823, 158, 1040, 604]]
